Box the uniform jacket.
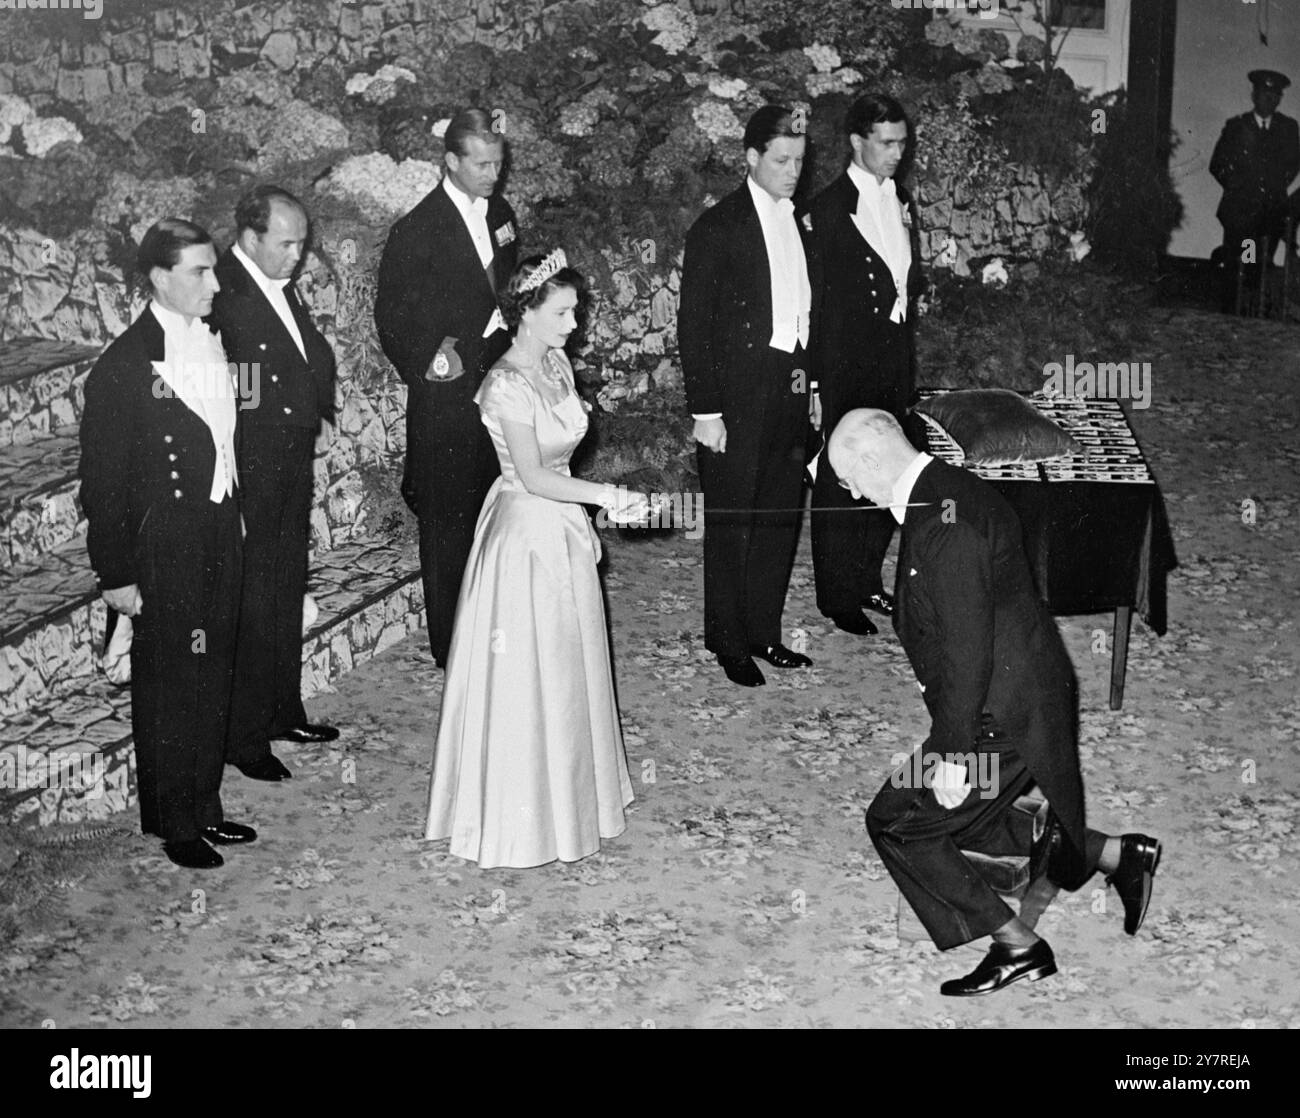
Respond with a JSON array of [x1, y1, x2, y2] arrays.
[[1210, 110, 1300, 228]]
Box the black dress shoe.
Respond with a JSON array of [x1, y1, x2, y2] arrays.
[[1107, 833, 1162, 935], [162, 838, 224, 869], [862, 591, 895, 617], [750, 643, 813, 669], [235, 755, 292, 782], [829, 610, 878, 636], [718, 654, 765, 687], [272, 722, 340, 744], [940, 939, 1057, 997], [203, 821, 258, 845]]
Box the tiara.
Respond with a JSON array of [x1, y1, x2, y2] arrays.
[[518, 248, 567, 293]]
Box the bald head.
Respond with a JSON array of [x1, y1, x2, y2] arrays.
[[828, 408, 920, 506]]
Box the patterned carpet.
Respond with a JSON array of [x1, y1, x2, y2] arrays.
[[2, 311, 1298, 1028]]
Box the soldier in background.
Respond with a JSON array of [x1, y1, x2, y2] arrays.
[[1209, 70, 1299, 312]]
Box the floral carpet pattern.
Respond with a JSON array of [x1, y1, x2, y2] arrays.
[[2, 312, 1298, 1028]]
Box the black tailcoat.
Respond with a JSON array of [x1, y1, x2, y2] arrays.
[[208, 248, 336, 758], [678, 183, 810, 657], [808, 170, 923, 616], [866, 460, 1092, 949], [374, 180, 518, 663], [78, 307, 242, 842]]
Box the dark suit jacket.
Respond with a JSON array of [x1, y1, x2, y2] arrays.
[[207, 249, 336, 429], [895, 458, 1088, 888], [678, 183, 814, 419], [1210, 110, 1300, 229], [374, 180, 518, 391], [808, 171, 923, 427], [79, 307, 237, 592]]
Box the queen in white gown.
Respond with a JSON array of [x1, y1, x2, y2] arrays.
[[423, 251, 645, 868]]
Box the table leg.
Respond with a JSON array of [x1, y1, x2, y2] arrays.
[[1110, 605, 1132, 710]]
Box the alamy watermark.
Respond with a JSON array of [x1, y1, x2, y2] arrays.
[[890, 748, 1002, 800], [891, 0, 1000, 20], [0, 745, 107, 799], [0, 0, 103, 19], [152, 361, 262, 411], [1042, 354, 1152, 410]]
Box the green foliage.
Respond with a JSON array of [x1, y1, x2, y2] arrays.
[[915, 258, 1157, 391], [1084, 93, 1184, 277]]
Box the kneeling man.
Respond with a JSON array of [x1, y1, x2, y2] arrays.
[[830, 408, 1161, 996]]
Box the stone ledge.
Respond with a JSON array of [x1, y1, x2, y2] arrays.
[[0, 532, 423, 827], [0, 341, 97, 448], [0, 428, 83, 569]]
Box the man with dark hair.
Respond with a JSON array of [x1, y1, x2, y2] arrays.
[[375, 107, 520, 667], [209, 185, 339, 783], [679, 104, 815, 688], [808, 92, 923, 638], [1210, 70, 1299, 312], [79, 218, 255, 869], [831, 408, 1161, 997]]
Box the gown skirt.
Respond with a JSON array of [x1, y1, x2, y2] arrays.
[[424, 362, 634, 868]]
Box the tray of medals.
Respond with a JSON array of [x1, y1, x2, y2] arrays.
[[915, 390, 1155, 486]]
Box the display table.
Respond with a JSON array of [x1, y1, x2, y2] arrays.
[[917, 390, 1177, 709]]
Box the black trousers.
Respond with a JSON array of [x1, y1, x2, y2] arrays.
[[226, 426, 315, 764], [698, 345, 807, 658], [866, 716, 1104, 950], [811, 323, 916, 615], [811, 467, 895, 616], [131, 496, 241, 842], [1220, 217, 1287, 312], [407, 379, 501, 665]]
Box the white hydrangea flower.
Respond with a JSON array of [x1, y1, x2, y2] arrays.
[[837, 67, 864, 86], [707, 77, 749, 101], [23, 116, 83, 158], [346, 64, 416, 104], [321, 153, 442, 220], [431, 118, 451, 139], [803, 44, 841, 74], [692, 101, 741, 145], [0, 93, 35, 146], [981, 257, 1009, 287], [1068, 231, 1091, 263], [559, 101, 599, 138], [640, 4, 698, 55]]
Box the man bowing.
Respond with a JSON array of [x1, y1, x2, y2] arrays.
[[210, 186, 340, 783], [831, 409, 1161, 997]]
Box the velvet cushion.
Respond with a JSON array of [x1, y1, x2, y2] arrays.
[[913, 389, 1083, 466]]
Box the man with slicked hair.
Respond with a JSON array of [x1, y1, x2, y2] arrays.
[[679, 104, 816, 688], [209, 185, 340, 783], [79, 218, 256, 870], [376, 108, 520, 667], [808, 93, 924, 639]]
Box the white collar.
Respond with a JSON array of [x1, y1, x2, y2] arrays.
[[746, 174, 793, 217], [848, 159, 895, 203], [232, 241, 292, 295], [150, 299, 209, 336], [444, 173, 487, 215], [1254, 112, 1272, 129], [890, 451, 932, 526]]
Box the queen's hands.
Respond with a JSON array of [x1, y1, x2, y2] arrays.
[[600, 485, 655, 525]]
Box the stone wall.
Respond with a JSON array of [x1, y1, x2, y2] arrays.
[[0, 0, 578, 104]]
